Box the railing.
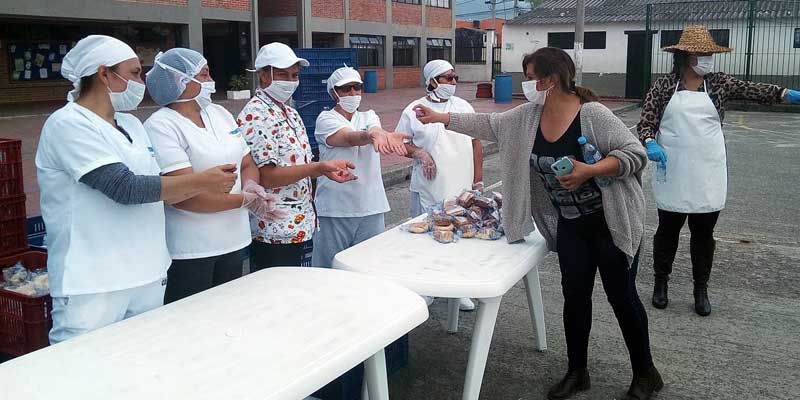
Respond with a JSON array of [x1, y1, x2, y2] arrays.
[[455, 46, 487, 64]]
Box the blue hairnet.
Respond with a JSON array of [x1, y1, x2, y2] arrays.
[[145, 48, 207, 106]]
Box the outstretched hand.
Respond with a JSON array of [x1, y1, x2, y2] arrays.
[[320, 160, 358, 183], [413, 104, 450, 125]]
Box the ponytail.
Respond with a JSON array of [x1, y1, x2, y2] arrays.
[[574, 85, 599, 103]]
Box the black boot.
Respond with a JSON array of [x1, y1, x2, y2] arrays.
[[547, 369, 591, 400], [652, 278, 668, 309], [624, 366, 664, 400], [694, 286, 711, 316]]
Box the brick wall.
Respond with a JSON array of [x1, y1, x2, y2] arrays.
[[358, 67, 387, 90], [392, 67, 421, 88], [114, 0, 188, 5], [392, 3, 422, 26], [350, 0, 386, 22], [426, 7, 452, 29], [202, 0, 251, 10], [312, 0, 344, 18], [261, 0, 297, 17]]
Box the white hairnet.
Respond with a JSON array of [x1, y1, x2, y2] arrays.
[[145, 48, 208, 106], [423, 60, 455, 87], [61, 35, 138, 102], [326, 65, 362, 99]]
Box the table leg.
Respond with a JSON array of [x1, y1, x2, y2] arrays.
[[523, 264, 548, 351], [447, 298, 460, 333], [364, 348, 389, 400], [462, 296, 502, 400]]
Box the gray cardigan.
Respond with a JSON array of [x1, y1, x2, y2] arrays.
[[448, 101, 647, 264]]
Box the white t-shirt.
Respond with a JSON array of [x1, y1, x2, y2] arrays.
[[314, 109, 390, 217], [35, 102, 170, 297], [395, 96, 475, 196], [144, 104, 252, 259]]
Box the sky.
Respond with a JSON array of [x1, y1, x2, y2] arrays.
[[455, 0, 532, 21]]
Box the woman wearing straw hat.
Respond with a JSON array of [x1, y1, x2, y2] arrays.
[[638, 26, 800, 316]]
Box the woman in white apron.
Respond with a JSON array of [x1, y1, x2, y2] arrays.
[[36, 35, 238, 344], [396, 60, 484, 311], [638, 26, 800, 316], [144, 48, 282, 304]]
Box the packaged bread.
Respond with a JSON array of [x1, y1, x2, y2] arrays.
[[433, 223, 454, 232], [474, 196, 495, 210], [453, 216, 472, 229], [476, 227, 502, 241], [433, 230, 455, 243], [404, 221, 430, 234], [457, 191, 476, 208], [445, 204, 467, 217], [492, 191, 503, 208], [467, 206, 483, 222], [443, 198, 458, 209], [430, 208, 453, 226], [481, 217, 499, 229], [460, 224, 478, 238]]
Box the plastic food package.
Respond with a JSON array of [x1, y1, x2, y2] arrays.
[[432, 230, 456, 244], [433, 223, 454, 232], [431, 209, 454, 226], [459, 224, 478, 238], [2, 263, 28, 286], [443, 199, 458, 210], [492, 191, 503, 208], [453, 216, 472, 229], [445, 204, 467, 217], [403, 221, 430, 234], [476, 227, 502, 241], [457, 191, 476, 208], [5, 283, 37, 296], [474, 196, 495, 210]]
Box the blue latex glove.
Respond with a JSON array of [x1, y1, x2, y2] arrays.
[[785, 89, 800, 105], [646, 140, 668, 165]]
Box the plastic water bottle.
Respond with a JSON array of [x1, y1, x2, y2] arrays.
[[655, 161, 667, 184], [578, 136, 612, 187]]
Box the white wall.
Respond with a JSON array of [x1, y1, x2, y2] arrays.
[[456, 64, 492, 82], [502, 22, 642, 74]]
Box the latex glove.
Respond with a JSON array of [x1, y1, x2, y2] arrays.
[[784, 89, 800, 105], [645, 140, 668, 165], [242, 180, 289, 221], [472, 181, 484, 192], [411, 148, 437, 180]]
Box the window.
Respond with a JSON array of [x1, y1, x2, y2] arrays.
[[350, 35, 385, 67], [393, 0, 420, 4], [547, 31, 606, 50], [661, 29, 730, 48], [393, 37, 419, 66], [429, 0, 450, 8], [795, 28, 800, 49], [427, 38, 453, 62]]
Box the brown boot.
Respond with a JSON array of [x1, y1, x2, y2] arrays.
[[547, 368, 590, 400], [624, 366, 664, 400]]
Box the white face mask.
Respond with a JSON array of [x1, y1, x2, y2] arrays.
[[522, 80, 553, 105], [432, 83, 456, 101], [176, 80, 216, 109], [692, 55, 714, 76], [264, 69, 298, 104], [337, 95, 361, 113], [108, 71, 145, 112]]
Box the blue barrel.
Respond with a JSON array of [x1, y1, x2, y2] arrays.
[[363, 70, 378, 93], [494, 74, 512, 103]]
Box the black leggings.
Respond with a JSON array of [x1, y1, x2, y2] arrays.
[[164, 248, 247, 304], [557, 213, 653, 373], [652, 209, 720, 287], [250, 240, 311, 272]]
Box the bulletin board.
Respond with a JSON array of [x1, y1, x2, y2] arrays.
[[7, 41, 75, 82]]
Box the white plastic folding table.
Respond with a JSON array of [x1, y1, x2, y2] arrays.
[[0, 267, 428, 400], [333, 217, 550, 400]]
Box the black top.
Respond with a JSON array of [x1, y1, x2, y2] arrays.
[[530, 112, 603, 219]]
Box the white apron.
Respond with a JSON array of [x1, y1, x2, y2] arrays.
[[653, 81, 727, 213], [416, 100, 475, 210]]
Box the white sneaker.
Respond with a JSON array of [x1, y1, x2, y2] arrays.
[[422, 295, 434, 306], [459, 297, 475, 311]]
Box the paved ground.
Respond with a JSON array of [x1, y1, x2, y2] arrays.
[[383, 109, 800, 400], [0, 82, 632, 216]]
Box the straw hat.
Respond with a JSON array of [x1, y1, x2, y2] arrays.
[[662, 26, 732, 54]]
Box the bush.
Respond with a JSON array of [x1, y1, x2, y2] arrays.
[[228, 74, 251, 91]]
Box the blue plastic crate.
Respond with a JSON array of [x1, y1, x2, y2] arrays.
[[296, 100, 336, 129], [295, 48, 358, 75], [294, 73, 333, 102]]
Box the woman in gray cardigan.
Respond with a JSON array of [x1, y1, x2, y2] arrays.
[[415, 47, 662, 400]]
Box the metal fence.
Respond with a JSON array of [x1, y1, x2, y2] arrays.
[[492, 46, 502, 78], [455, 46, 486, 64], [645, 0, 800, 90]]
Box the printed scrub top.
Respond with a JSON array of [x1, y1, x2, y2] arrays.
[[237, 88, 315, 244]]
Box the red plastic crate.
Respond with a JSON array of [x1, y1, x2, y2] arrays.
[[0, 138, 24, 200], [0, 250, 51, 357], [0, 195, 27, 258]]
